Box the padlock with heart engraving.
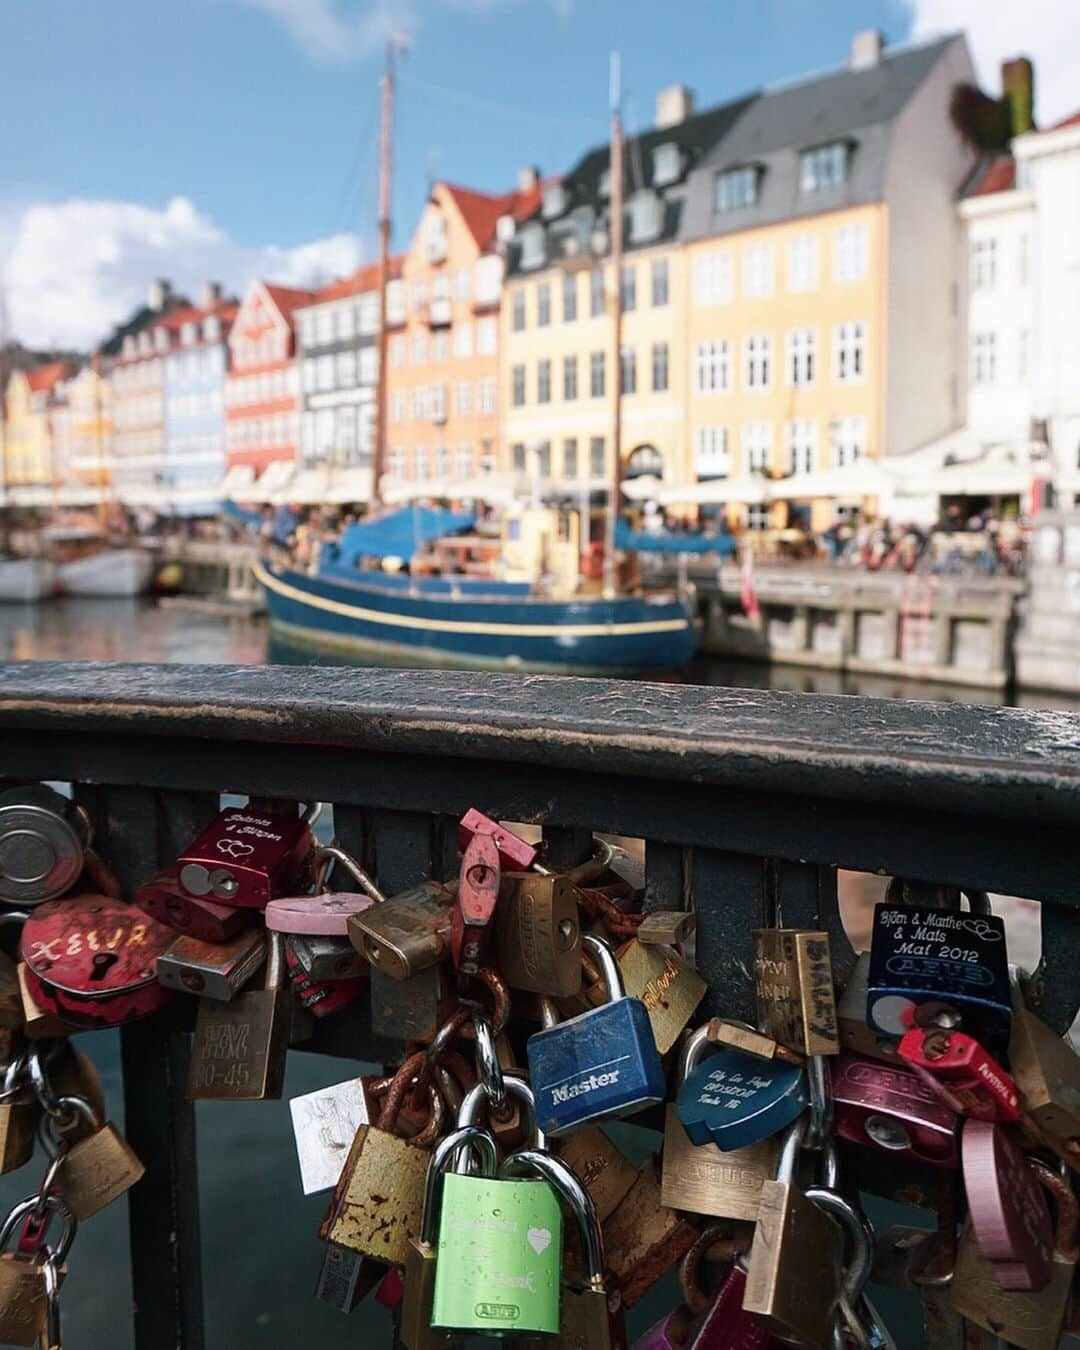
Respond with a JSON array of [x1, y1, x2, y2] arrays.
[[898, 1025, 1020, 1122], [831, 1050, 962, 1168], [176, 801, 319, 909], [753, 927, 840, 1057], [0, 786, 92, 909], [527, 932, 665, 1137], [20, 894, 175, 1026], [962, 1119, 1053, 1291]]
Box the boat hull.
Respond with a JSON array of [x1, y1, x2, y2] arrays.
[[256, 561, 695, 673], [0, 558, 56, 604], [57, 549, 154, 597]]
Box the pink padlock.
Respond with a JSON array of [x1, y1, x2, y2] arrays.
[[266, 892, 376, 936], [632, 1308, 694, 1350], [688, 1262, 785, 1348], [831, 1051, 962, 1168], [962, 1120, 1053, 1291]]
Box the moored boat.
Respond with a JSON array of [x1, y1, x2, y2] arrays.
[[57, 547, 154, 597], [0, 556, 56, 604]]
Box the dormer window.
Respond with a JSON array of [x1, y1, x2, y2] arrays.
[[629, 190, 662, 244], [652, 143, 681, 187], [155, 328, 169, 352], [181, 322, 197, 347], [542, 183, 567, 220], [496, 214, 517, 244], [715, 166, 759, 213], [424, 214, 448, 263], [138, 332, 152, 355], [519, 223, 545, 271], [800, 141, 849, 193]]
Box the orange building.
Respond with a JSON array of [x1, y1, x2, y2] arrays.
[[384, 174, 545, 488]]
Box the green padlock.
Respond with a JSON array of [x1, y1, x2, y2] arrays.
[[432, 1077, 563, 1336]]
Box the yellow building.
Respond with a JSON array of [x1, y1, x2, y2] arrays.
[[66, 364, 113, 487], [3, 363, 70, 487]]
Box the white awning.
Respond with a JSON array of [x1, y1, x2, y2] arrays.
[[661, 476, 768, 506], [278, 467, 331, 505], [219, 465, 256, 499], [245, 461, 296, 504], [621, 474, 663, 501], [325, 467, 372, 505], [767, 461, 893, 501], [6, 486, 54, 508]]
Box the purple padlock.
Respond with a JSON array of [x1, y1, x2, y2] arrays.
[[831, 1051, 962, 1168], [688, 1263, 787, 1349], [962, 1120, 1053, 1291], [631, 1307, 694, 1350]]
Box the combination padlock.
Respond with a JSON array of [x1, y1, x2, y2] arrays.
[[176, 801, 320, 909]]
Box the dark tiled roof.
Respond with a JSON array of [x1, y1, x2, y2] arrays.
[[964, 155, 1016, 197]]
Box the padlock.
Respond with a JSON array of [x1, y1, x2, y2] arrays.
[[20, 894, 174, 1027], [503, 1146, 628, 1350], [289, 1077, 373, 1195], [831, 1051, 962, 1168], [603, 1155, 699, 1307], [557, 1126, 638, 1224], [962, 1119, 1052, 1290], [1008, 992, 1080, 1144], [675, 1226, 780, 1350], [675, 1022, 808, 1153], [267, 891, 378, 941], [455, 1071, 542, 1152], [631, 1306, 694, 1350], [837, 952, 902, 1063], [451, 831, 500, 976], [29, 1044, 106, 1147], [39, 1094, 145, 1220], [801, 1185, 879, 1349], [494, 870, 582, 997], [313, 1240, 383, 1313], [0, 1194, 75, 1346], [898, 1026, 1019, 1123], [176, 801, 319, 909], [0, 947, 25, 1030], [464, 1010, 523, 1148], [283, 944, 365, 1019], [663, 1022, 782, 1222], [0, 1056, 37, 1175], [348, 879, 454, 980], [753, 927, 840, 1057], [866, 896, 1012, 1053], [608, 938, 707, 1057], [187, 931, 289, 1100], [742, 1118, 845, 1346], [636, 911, 695, 947], [156, 928, 266, 1002], [457, 809, 538, 872], [285, 933, 365, 982], [401, 1124, 495, 1350], [0, 785, 90, 908], [527, 933, 665, 1137], [370, 962, 457, 1044], [266, 843, 383, 964], [15, 964, 76, 1039], [135, 866, 253, 943], [705, 1018, 805, 1066], [431, 1135, 563, 1336], [950, 1158, 1077, 1349]]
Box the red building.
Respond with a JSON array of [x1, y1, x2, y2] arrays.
[[225, 281, 314, 475]]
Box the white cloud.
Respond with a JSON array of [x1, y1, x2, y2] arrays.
[[236, 0, 413, 64], [0, 195, 362, 350], [900, 0, 1077, 125]]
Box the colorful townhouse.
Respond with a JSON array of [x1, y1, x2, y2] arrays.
[[384, 174, 545, 489], [64, 362, 113, 490], [3, 362, 71, 488], [224, 282, 312, 490]]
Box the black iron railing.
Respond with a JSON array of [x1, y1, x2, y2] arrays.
[[0, 660, 1078, 1348]]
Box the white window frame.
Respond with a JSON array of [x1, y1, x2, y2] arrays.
[[786, 329, 817, 388], [787, 234, 819, 293], [834, 321, 866, 385], [742, 421, 773, 473], [693, 251, 733, 306], [743, 244, 774, 300], [743, 335, 772, 391], [787, 419, 818, 475], [694, 340, 730, 395]]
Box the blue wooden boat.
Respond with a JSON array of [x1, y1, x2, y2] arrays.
[[254, 506, 696, 674]]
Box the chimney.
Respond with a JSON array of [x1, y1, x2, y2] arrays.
[[517, 166, 540, 194], [201, 281, 223, 309], [147, 278, 172, 312], [1002, 57, 1035, 135], [850, 29, 884, 71], [656, 84, 694, 129]]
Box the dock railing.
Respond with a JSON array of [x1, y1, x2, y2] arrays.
[[1, 660, 1078, 1348]]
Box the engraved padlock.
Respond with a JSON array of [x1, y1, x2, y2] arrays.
[[38, 1094, 145, 1220], [830, 1050, 962, 1168], [0, 786, 90, 908], [0, 1194, 75, 1347], [898, 1025, 1020, 1123], [176, 800, 320, 909], [136, 865, 253, 943], [494, 870, 582, 998], [753, 927, 840, 1057], [1008, 978, 1080, 1150], [962, 1119, 1053, 1291], [557, 1126, 638, 1225], [289, 1077, 373, 1196], [612, 937, 707, 1057]]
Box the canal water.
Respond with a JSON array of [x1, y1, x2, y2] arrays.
[[0, 597, 1068, 1349]]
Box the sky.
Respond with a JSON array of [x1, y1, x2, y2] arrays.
[[0, 0, 1075, 350]]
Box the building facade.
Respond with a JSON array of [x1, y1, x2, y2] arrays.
[[65, 364, 113, 489], [3, 363, 71, 487], [159, 289, 236, 504], [225, 282, 310, 479]]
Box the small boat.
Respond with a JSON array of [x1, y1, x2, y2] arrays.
[[56, 547, 154, 597], [0, 557, 56, 604]]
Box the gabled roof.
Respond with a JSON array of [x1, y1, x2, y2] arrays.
[[25, 361, 72, 394], [1049, 109, 1080, 132], [155, 300, 239, 334], [263, 283, 318, 324], [964, 155, 1016, 197], [444, 181, 551, 252], [309, 256, 404, 305], [101, 292, 192, 358]]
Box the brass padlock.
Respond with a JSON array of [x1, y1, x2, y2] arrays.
[[556, 1126, 637, 1224], [40, 1095, 145, 1219], [187, 932, 289, 1100], [1009, 996, 1080, 1146], [602, 1154, 699, 1307], [348, 880, 453, 980], [837, 951, 902, 1063], [636, 910, 695, 947], [0, 1055, 37, 1175], [607, 937, 706, 1056], [753, 927, 840, 1057], [494, 871, 581, 997], [0, 1194, 74, 1347], [15, 965, 76, 1040], [0, 950, 24, 1030]]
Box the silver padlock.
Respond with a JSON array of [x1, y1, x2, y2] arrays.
[[0, 786, 90, 907]]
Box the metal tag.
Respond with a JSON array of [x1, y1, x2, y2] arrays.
[[289, 1078, 371, 1195]]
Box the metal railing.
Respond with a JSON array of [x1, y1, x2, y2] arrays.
[[0, 660, 1078, 1348]]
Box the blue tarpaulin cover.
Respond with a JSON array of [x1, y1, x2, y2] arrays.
[[336, 506, 476, 563], [615, 520, 735, 557], [222, 499, 262, 529]]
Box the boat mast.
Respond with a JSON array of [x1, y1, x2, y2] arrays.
[[370, 38, 398, 517], [602, 51, 624, 600], [93, 348, 109, 535]]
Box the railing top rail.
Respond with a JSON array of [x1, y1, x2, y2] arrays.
[[1, 661, 1079, 828]]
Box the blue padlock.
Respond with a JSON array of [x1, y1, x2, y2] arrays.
[[676, 1022, 808, 1150], [527, 932, 666, 1137]]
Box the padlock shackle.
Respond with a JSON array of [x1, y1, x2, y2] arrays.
[[421, 1124, 497, 1246], [301, 801, 325, 828], [498, 1147, 605, 1280], [0, 1194, 76, 1264], [581, 933, 623, 1004], [315, 844, 386, 905], [264, 931, 283, 990], [1029, 1158, 1080, 1259], [472, 1012, 505, 1111], [457, 1074, 545, 1153], [38, 1094, 101, 1159], [678, 1023, 712, 1088], [775, 1116, 808, 1186]]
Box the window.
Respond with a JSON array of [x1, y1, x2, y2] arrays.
[[536, 441, 552, 478], [430, 384, 447, 423], [787, 235, 819, 292], [562, 274, 578, 323], [337, 350, 357, 387], [477, 377, 497, 413], [511, 442, 526, 472], [744, 335, 771, 390], [831, 416, 866, 467], [971, 237, 997, 290], [693, 251, 732, 306], [455, 267, 471, 301], [412, 332, 428, 365], [553, 436, 575, 479], [652, 341, 669, 393], [537, 358, 552, 404], [589, 269, 604, 318], [519, 224, 545, 271], [542, 183, 568, 218], [537, 283, 551, 328], [835, 322, 865, 384], [590, 351, 605, 398], [302, 358, 317, 393], [433, 330, 448, 362], [620, 347, 636, 396], [715, 166, 758, 212], [390, 337, 406, 368], [747, 503, 771, 530], [563, 355, 578, 401], [834, 224, 868, 283], [391, 391, 407, 423], [787, 329, 816, 387], [589, 436, 605, 477], [801, 142, 848, 192], [457, 443, 473, 477], [433, 444, 450, 477], [455, 380, 473, 416], [477, 318, 497, 355], [652, 143, 680, 186], [359, 348, 377, 384], [475, 257, 502, 306], [512, 291, 526, 332], [630, 192, 662, 244], [512, 364, 526, 406], [742, 421, 772, 473], [743, 244, 773, 299], [335, 307, 355, 341], [621, 265, 636, 312], [694, 426, 730, 478], [695, 340, 730, 394], [787, 419, 818, 475], [971, 332, 997, 386], [317, 354, 334, 391], [651, 258, 669, 307], [453, 323, 473, 359]]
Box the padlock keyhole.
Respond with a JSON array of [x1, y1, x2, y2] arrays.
[[90, 951, 119, 982]]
